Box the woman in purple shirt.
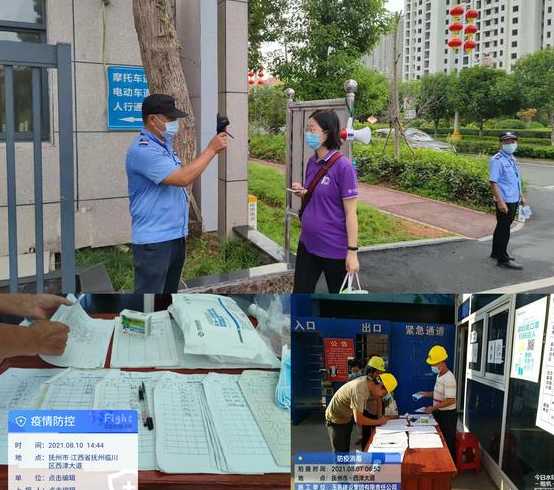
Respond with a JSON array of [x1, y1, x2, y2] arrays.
[[291, 110, 359, 293]]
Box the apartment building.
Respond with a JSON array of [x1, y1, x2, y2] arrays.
[[402, 0, 553, 80]]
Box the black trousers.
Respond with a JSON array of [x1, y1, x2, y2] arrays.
[[435, 409, 458, 459], [132, 237, 186, 293], [491, 202, 518, 263], [326, 419, 354, 453], [293, 241, 347, 294]]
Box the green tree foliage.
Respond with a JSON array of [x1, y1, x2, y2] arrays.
[[269, 0, 392, 102], [416, 73, 456, 135], [248, 0, 288, 70], [349, 64, 389, 119], [249, 84, 288, 132], [453, 66, 521, 135], [513, 47, 554, 145]]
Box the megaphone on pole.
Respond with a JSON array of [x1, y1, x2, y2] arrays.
[[340, 117, 372, 144]]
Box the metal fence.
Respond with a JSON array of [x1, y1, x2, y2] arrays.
[[1, 40, 75, 292]]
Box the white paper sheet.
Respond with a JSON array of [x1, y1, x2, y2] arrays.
[[536, 296, 554, 436], [94, 370, 166, 470], [381, 418, 409, 430], [40, 368, 116, 409], [238, 370, 290, 468], [40, 303, 114, 368], [202, 373, 288, 474], [153, 373, 221, 474], [110, 311, 182, 368], [406, 425, 437, 434], [0, 368, 64, 464], [408, 432, 444, 449], [370, 431, 408, 450]]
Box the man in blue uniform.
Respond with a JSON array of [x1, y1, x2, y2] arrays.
[[126, 94, 227, 293], [489, 132, 526, 270]]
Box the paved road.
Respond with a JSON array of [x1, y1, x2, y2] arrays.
[[316, 159, 554, 293]]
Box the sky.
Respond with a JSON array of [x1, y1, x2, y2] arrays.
[[260, 0, 404, 62], [386, 0, 404, 13]]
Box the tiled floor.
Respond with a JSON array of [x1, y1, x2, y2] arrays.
[[453, 470, 497, 490]]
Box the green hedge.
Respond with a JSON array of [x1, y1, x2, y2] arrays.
[[451, 140, 554, 159], [249, 132, 286, 164], [353, 145, 493, 210], [249, 132, 502, 210], [418, 127, 552, 139], [445, 135, 552, 146]]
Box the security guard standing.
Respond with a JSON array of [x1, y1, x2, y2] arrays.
[[414, 345, 457, 459], [489, 132, 526, 270], [325, 371, 398, 452], [126, 94, 227, 293]]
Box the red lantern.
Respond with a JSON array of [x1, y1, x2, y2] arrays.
[[248, 70, 255, 78], [448, 37, 463, 49], [258, 69, 264, 78], [465, 9, 479, 21], [258, 79, 265, 85], [449, 22, 464, 33], [449, 5, 465, 17], [464, 40, 477, 52], [464, 24, 478, 34], [248, 79, 255, 85]]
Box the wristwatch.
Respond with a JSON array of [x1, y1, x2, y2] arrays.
[[348, 246, 359, 251]]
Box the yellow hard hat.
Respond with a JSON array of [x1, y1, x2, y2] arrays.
[[426, 345, 448, 365], [377, 373, 398, 394], [367, 356, 386, 372]]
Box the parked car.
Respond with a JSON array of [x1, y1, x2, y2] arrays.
[[375, 127, 455, 152]]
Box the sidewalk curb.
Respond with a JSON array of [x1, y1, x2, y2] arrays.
[[359, 235, 468, 253], [359, 181, 493, 217], [477, 219, 526, 242]]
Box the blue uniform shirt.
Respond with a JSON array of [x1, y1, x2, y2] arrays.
[[126, 129, 188, 244], [489, 150, 521, 204]]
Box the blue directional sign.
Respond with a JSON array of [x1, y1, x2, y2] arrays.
[[107, 65, 149, 130]]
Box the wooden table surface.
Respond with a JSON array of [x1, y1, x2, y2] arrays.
[[365, 423, 457, 490], [0, 312, 290, 490]]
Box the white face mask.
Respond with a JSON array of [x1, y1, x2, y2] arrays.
[[164, 120, 179, 138], [502, 143, 517, 154], [431, 366, 440, 375]]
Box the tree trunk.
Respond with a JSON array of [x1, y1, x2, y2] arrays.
[[434, 120, 438, 137], [391, 14, 401, 159], [551, 113, 554, 146], [132, 0, 201, 225], [479, 121, 484, 137]]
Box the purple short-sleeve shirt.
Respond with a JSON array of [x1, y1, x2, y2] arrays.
[[299, 150, 358, 259]]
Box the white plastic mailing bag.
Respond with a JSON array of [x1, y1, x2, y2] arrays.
[[169, 294, 279, 366]]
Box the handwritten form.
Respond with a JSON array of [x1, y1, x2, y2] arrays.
[[203, 373, 288, 474], [40, 368, 116, 409], [40, 303, 114, 368], [94, 370, 166, 470], [238, 371, 291, 468], [152, 373, 223, 473], [0, 368, 64, 464]]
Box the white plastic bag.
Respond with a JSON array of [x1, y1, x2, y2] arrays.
[[517, 204, 532, 222], [339, 272, 368, 294], [169, 294, 279, 367], [248, 295, 291, 357]]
